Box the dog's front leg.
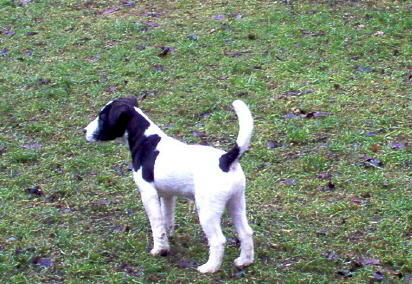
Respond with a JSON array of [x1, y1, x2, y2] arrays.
[[135, 175, 169, 256], [161, 196, 176, 237]]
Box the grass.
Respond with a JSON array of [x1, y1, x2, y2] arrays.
[[1, 0, 411, 282]]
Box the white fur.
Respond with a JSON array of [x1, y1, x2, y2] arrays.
[[233, 100, 254, 155], [84, 117, 98, 142], [84, 100, 254, 273]]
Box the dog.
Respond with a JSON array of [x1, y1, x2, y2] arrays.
[[84, 97, 254, 273]]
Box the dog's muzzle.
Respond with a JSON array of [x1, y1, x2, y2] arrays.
[[84, 117, 99, 142]]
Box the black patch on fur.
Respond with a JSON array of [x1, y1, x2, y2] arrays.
[[123, 109, 160, 182], [130, 134, 161, 182], [219, 145, 240, 172]]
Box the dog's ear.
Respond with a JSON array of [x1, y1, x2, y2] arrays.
[[109, 101, 132, 124], [115, 97, 138, 107], [105, 102, 134, 138]]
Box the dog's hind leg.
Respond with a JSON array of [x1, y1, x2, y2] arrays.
[[227, 191, 254, 268], [196, 199, 227, 273], [161, 196, 176, 237]]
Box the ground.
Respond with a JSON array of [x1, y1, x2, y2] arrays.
[[0, 0, 411, 282]]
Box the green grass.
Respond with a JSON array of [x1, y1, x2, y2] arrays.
[[1, 0, 411, 282]]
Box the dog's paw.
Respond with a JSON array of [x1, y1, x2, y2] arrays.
[[197, 263, 220, 274], [150, 247, 169, 257], [234, 257, 253, 268]]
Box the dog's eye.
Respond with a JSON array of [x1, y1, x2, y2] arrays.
[[99, 113, 107, 120]]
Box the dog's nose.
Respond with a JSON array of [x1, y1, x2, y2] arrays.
[[83, 128, 87, 134]]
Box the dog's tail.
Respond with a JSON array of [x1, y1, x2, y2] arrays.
[[219, 100, 254, 172]]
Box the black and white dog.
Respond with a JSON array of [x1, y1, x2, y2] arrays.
[[84, 97, 254, 273]]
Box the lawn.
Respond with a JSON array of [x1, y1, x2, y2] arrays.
[[0, 0, 411, 282]]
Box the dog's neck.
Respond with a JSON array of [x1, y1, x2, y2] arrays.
[[125, 107, 165, 172], [133, 107, 165, 137]]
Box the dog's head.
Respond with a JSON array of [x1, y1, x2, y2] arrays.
[[84, 97, 138, 142]]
